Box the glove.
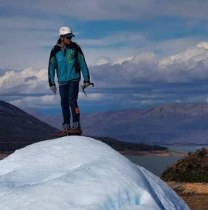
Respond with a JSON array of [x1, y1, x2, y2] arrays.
[[81, 81, 94, 89], [50, 85, 57, 94], [81, 81, 94, 97]]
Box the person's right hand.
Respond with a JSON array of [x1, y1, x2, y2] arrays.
[[50, 85, 57, 94]]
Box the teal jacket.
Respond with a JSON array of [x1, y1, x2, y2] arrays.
[[48, 41, 90, 86]]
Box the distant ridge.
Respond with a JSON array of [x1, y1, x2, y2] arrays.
[[35, 103, 208, 145], [81, 103, 208, 145], [0, 100, 58, 152], [93, 136, 167, 153]]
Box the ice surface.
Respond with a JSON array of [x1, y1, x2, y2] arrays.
[[0, 136, 190, 210]]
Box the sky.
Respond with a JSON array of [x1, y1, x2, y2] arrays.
[[0, 136, 190, 210], [1, 0, 208, 120]]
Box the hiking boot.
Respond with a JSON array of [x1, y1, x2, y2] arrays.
[[68, 127, 82, 135], [55, 123, 71, 137], [56, 130, 68, 137], [62, 123, 70, 131]]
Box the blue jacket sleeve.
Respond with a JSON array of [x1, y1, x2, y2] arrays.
[[48, 50, 56, 86], [77, 47, 90, 82]]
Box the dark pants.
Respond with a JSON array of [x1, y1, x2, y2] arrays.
[[59, 81, 80, 126]]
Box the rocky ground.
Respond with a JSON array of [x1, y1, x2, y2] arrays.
[[167, 182, 208, 210]]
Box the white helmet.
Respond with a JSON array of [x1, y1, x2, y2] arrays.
[[59, 26, 75, 36]]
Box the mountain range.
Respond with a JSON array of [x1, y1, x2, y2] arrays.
[[0, 100, 58, 151], [1, 100, 208, 151], [81, 103, 208, 145], [0, 100, 166, 152], [36, 103, 208, 146]]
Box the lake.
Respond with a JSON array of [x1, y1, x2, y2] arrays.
[[126, 155, 182, 176], [126, 145, 208, 176]]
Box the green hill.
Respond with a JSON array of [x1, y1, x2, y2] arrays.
[[161, 148, 208, 182]]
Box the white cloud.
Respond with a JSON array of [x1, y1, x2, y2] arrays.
[[79, 93, 109, 101], [2, 41, 208, 111], [0, 68, 48, 94], [84, 36, 203, 68], [96, 57, 111, 65], [160, 43, 208, 65], [91, 41, 208, 86], [196, 42, 208, 49], [10, 95, 59, 108], [131, 52, 156, 65], [1, 41, 208, 89], [158, 42, 208, 82]]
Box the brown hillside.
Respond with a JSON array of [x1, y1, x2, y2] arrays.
[[161, 148, 208, 182]]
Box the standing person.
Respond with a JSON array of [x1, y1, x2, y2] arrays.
[[48, 26, 92, 136]]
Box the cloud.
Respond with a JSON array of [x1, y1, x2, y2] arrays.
[[91, 41, 208, 88], [1, 0, 208, 70], [96, 57, 111, 65], [10, 95, 59, 107], [2, 0, 208, 21], [79, 32, 144, 47], [1, 41, 208, 113], [1, 0, 208, 115], [1, 41, 208, 92], [158, 42, 208, 82], [0, 68, 48, 96], [86, 42, 208, 108]]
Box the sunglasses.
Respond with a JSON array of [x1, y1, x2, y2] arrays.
[[64, 36, 72, 40]]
